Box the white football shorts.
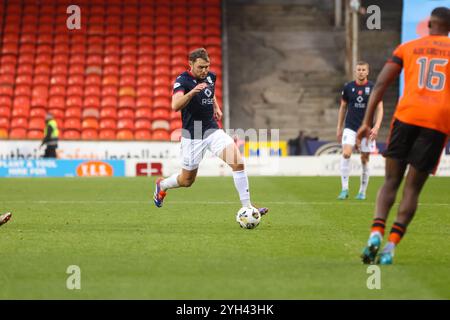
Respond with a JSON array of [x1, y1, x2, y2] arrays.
[[342, 128, 376, 153], [180, 129, 235, 171]]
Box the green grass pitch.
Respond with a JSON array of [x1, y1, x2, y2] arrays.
[[0, 176, 449, 299]]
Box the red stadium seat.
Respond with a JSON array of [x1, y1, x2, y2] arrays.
[[136, 76, 152, 87], [69, 55, 85, 65], [102, 86, 118, 98], [28, 117, 45, 130], [48, 108, 65, 120], [53, 54, 69, 65], [81, 129, 98, 140], [0, 107, 11, 118], [0, 64, 16, 75], [170, 119, 183, 131], [83, 96, 100, 109], [50, 75, 67, 86], [153, 97, 171, 110], [134, 129, 152, 140], [1, 55, 17, 66], [64, 118, 81, 131], [117, 108, 135, 120], [9, 128, 27, 139], [27, 130, 44, 140], [82, 118, 99, 130], [136, 86, 152, 98], [0, 74, 14, 86], [15, 75, 32, 86], [116, 129, 134, 140], [120, 75, 136, 87], [135, 119, 151, 130], [31, 96, 47, 109], [99, 118, 117, 130], [49, 85, 66, 97], [11, 117, 28, 129], [67, 85, 83, 97], [52, 64, 68, 76], [0, 96, 12, 108], [154, 45, 171, 56], [68, 75, 84, 86], [137, 55, 153, 66], [99, 129, 116, 140], [63, 130, 81, 140], [121, 55, 137, 65], [84, 86, 101, 97], [65, 107, 81, 119], [48, 96, 65, 109], [152, 109, 171, 121], [153, 86, 171, 99], [105, 44, 120, 55], [154, 76, 171, 87], [135, 108, 152, 120], [118, 97, 135, 109], [100, 107, 117, 120], [82, 108, 100, 120], [66, 96, 83, 108], [12, 106, 29, 118], [29, 107, 46, 119], [102, 75, 119, 86], [137, 65, 153, 77], [14, 85, 31, 97], [101, 97, 118, 109], [33, 75, 50, 86], [17, 64, 33, 75], [0, 85, 13, 97], [120, 65, 136, 77], [104, 65, 119, 77], [0, 117, 10, 129], [152, 129, 170, 141], [154, 66, 171, 77], [85, 75, 101, 87]]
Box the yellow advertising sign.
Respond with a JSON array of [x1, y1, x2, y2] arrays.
[[244, 141, 287, 157]]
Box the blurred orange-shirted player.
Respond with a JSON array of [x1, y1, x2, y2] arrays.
[[356, 7, 450, 265]]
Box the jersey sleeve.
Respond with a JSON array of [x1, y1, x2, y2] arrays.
[[173, 77, 186, 94], [387, 44, 404, 67], [341, 83, 349, 103]]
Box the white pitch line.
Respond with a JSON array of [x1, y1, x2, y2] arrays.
[[0, 200, 449, 207]]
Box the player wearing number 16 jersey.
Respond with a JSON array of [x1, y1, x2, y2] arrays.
[[357, 7, 449, 265]]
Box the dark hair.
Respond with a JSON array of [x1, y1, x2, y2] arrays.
[[431, 7, 450, 30], [189, 48, 210, 63], [431, 7, 450, 22]]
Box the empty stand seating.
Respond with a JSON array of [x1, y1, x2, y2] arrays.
[[0, 0, 222, 141]]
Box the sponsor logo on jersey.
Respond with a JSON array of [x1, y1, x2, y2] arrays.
[[365, 87, 371, 95], [204, 88, 212, 97]]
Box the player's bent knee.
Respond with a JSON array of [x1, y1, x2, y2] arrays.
[[343, 152, 352, 159]]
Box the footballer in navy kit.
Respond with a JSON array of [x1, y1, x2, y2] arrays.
[[153, 48, 268, 218], [336, 61, 384, 200]]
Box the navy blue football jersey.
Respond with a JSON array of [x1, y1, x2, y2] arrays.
[[173, 71, 218, 139], [341, 80, 374, 131]]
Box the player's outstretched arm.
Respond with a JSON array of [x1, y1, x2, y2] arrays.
[[172, 83, 209, 112], [370, 101, 384, 140], [357, 62, 401, 143], [213, 96, 222, 121]]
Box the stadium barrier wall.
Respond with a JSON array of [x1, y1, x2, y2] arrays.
[[1, 141, 448, 177], [126, 155, 450, 177]]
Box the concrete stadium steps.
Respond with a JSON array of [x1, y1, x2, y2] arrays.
[[227, 0, 402, 142]]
